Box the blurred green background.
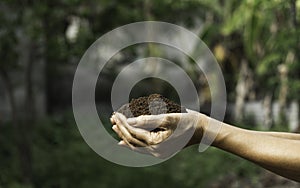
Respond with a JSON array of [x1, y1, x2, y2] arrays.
[[1, 0, 300, 187]]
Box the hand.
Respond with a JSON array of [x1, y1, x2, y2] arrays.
[[110, 109, 208, 158]]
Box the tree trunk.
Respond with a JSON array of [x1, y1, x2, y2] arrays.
[[22, 42, 36, 184], [290, 0, 300, 133], [0, 69, 18, 129], [277, 64, 288, 120], [0, 68, 32, 185], [263, 93, 273, 130], [234, 59, 253, 121], [24, 43, 36, 124], [278, 51, 294, 122], [290, 0, 298, 28]]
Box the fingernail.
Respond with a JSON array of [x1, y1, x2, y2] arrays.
[[118, 140, 125, 146], [110, 117, 115, 123], [112, 114, 120, 123], [112, 125, 117, 130]]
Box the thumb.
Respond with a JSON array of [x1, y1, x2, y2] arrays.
[[127, 114, 168, 130]]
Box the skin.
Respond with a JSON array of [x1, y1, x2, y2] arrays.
[[111, 111, 300, 182]]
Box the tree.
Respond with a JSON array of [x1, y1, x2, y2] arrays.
[[220, 0, 299, 127]]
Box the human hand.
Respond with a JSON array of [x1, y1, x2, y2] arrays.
[[110, 109, 208, 158]]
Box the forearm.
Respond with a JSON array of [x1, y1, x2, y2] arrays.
[[258, 131, 300, 140], [200, 117, 300, 182]]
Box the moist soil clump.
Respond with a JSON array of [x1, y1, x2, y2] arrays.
[[116, 94, 187, 118]]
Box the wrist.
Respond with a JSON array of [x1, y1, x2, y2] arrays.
[[187, 113, 209, 146], [194, 114, 226, 148], [211, 121, 243, 149]]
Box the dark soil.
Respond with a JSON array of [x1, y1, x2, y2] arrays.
[[116, 94, 187, 118]]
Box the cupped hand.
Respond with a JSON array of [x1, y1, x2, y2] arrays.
[[110, 109, 208, 158]]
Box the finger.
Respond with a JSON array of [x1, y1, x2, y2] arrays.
[[112, 125, 135, 149], [127, 114, 168, 129], [116, 113, 169, 145], [110, 117, 115, 124], [113, 114, 146, 146], [186, 109, 197, 114], [128, 114, 181, 133], [112, 125, 123, 140], [149, 130, 172, 144], [122, 121, 171, 145], [124, 125, 152, 144], [111, 113, 117, 125], [127, 114, 177, 144], [114, 113, 147, 147], [116, 113, 154, 143], [117, 140, 127, 146], [113, 124, 133, 141]]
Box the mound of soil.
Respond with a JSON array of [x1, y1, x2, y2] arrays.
[[116, 94, 187, 118]]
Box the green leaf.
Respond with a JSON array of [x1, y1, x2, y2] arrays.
[[256, 54, 281, 76]]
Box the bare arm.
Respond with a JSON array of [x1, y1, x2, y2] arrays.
[[111, 112, 300, 182], [257, 131, 300, 140], [202, 117, 300, 182]]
